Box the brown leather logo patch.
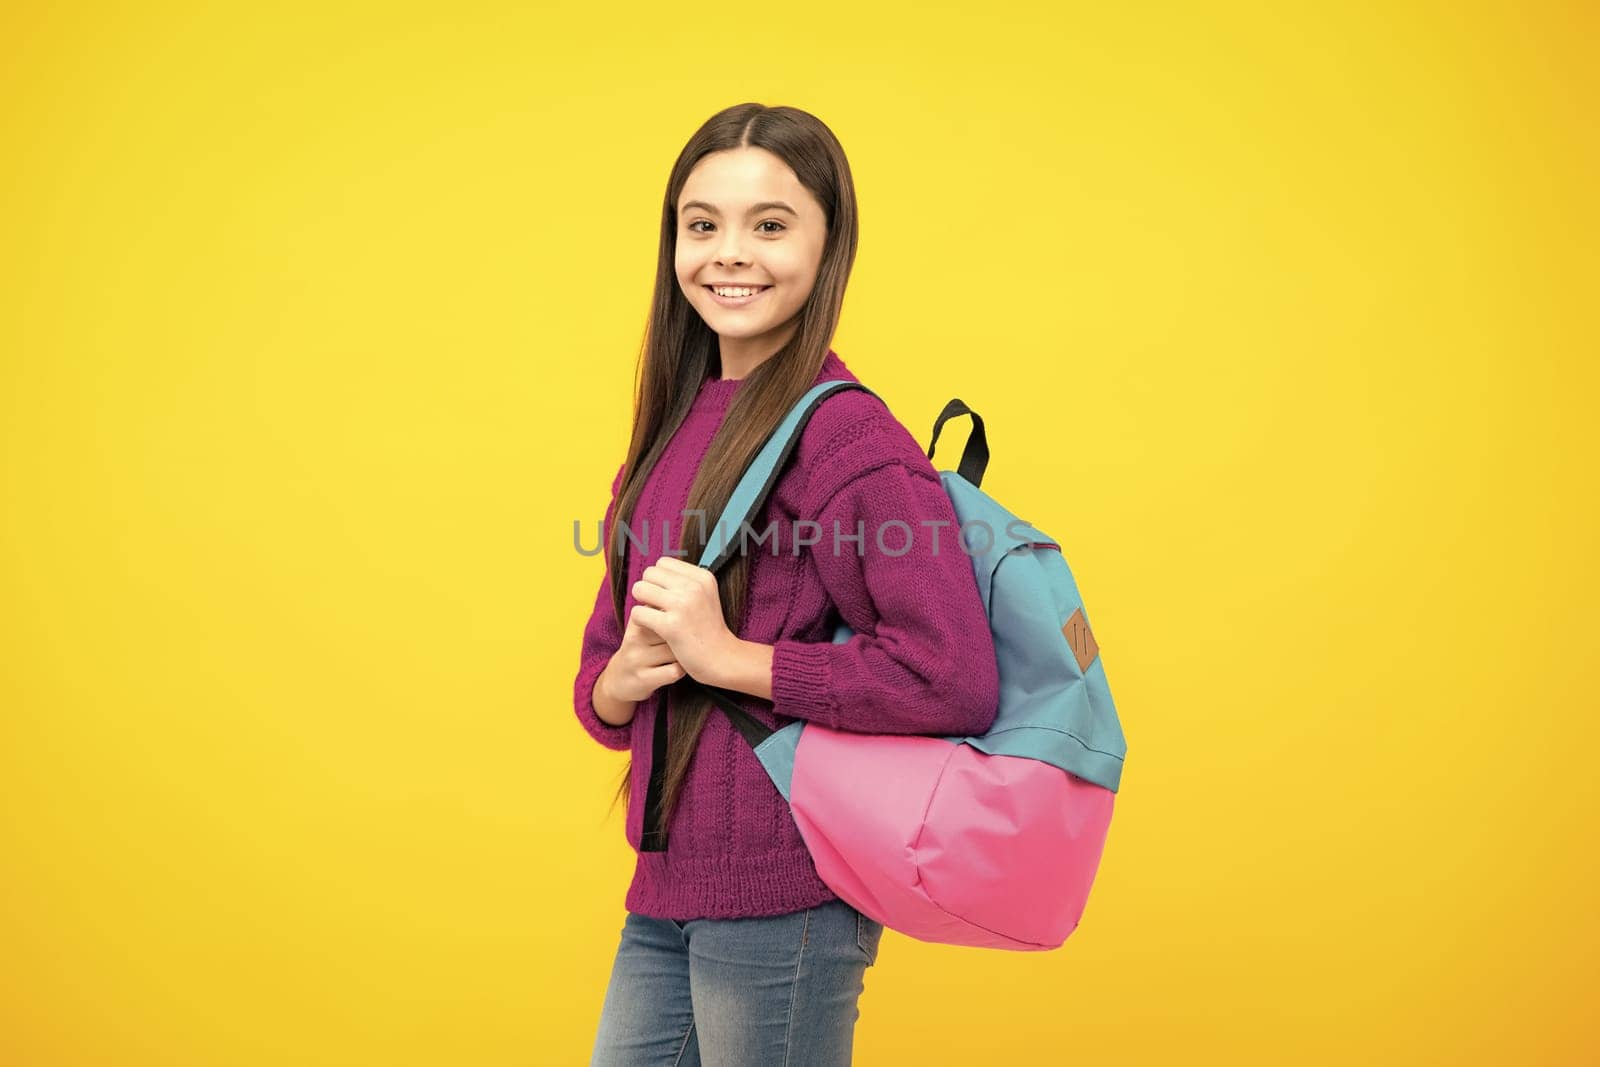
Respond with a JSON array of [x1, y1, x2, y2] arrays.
[[1062, 607, 1099, 672]]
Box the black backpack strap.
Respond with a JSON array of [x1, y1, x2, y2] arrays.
[[926, 398, 989, 489]]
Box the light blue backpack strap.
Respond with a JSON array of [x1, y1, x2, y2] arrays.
[[697, 378, 875, 572]]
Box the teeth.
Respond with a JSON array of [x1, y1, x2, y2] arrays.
[[712, 286, 763, 297]]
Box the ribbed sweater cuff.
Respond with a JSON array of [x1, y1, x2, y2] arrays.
[[770, 638, 837, 730], [574, 658, 632, 751]]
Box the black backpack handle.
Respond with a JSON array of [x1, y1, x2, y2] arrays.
[[926, 398, 989, 489]]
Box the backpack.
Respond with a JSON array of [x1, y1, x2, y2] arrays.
[[639, 380, 1127, 950]]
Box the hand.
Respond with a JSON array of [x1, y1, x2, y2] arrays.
[[628, 556, 738, 686], [600, 612, 686, 705]]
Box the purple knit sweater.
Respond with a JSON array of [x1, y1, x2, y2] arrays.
[[572, 349, 1000, 920]]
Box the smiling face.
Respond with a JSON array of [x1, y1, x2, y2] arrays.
[[674, 147, 828, 373]]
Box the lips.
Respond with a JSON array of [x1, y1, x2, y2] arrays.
[[705, 285, 771, 308]]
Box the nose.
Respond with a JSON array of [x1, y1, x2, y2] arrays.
[[714, 229, 749, 267]]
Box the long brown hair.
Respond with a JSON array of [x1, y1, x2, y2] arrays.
[[604, 103, 859, 831]]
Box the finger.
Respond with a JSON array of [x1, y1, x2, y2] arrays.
[[630, 604, 668, 634], [648, 662, 687, 686], [658, 556, 713, 588], [631, 578, 670, 607], [640, 563, 691, 592], [670, 559, 715, 592], [623, 609, 667, 643], [640, 559, 685, 580]]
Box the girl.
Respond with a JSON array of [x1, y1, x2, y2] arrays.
[[573, 103, 999, 1065]]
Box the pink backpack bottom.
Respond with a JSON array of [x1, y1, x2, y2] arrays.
[[788, 724, 1115, 950]]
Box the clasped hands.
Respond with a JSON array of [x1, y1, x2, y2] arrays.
[[602, 556, 740, 705]]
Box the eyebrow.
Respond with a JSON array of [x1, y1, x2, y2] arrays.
[[679, 199, 799, 218]]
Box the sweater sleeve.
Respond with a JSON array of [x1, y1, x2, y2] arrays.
[[572, 462, 633, 751], [768, 447, 1001, 738]]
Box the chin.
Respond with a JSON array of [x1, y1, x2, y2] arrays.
[[701, 311, 763, 334]]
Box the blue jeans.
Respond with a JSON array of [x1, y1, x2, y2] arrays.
[[590, 897, 884, 1065]]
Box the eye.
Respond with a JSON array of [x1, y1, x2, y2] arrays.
[[686, 219, 784, 234]]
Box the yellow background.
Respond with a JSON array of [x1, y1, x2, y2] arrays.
[[3, 2, 1594, 1063]]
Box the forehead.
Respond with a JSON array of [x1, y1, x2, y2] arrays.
[[678, 147, 806, 210]]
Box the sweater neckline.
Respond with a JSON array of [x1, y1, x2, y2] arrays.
[[696, 374, 744, 406], [695, 349, 848, 409]]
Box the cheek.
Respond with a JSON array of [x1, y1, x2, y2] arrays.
[[674, 246, 704, 286], [677, 274, 708, 306], [772, 256, 821, 307], [777, 242, 824, 288], [771, 284, 806, 314]]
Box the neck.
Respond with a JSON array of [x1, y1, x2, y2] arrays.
[[717, 323, 798, 381]]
